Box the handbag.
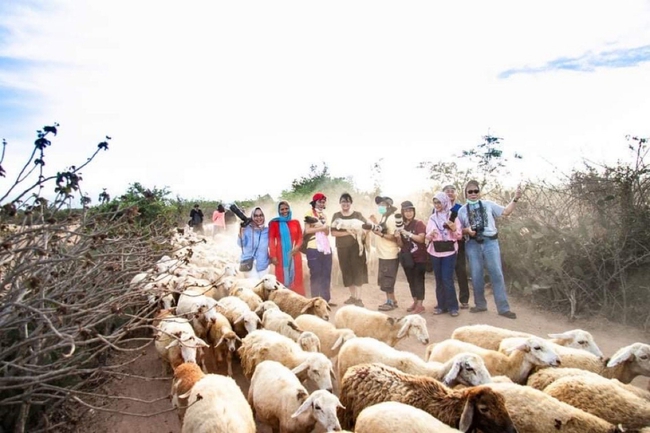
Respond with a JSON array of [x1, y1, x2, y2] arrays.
[[239, 229, 262, 272], [433, 240, 456, 253], [299, 215, 319, 255], [239, 257, 255, 272], [399, 250, 415, 269]]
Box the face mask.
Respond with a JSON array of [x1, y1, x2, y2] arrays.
[[377, 206, 387, 215], [466, 199, 479, 205]]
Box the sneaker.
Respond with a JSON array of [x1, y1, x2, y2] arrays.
[[450, 310, 459, 317], [343, 296, 357, 305], [499, 311, 517, 319], [460, 303, 469, 309], [412, 305, 425, 314], [353, 298, 365, 307], [432, 308, 447, 315], [378, 301, 397, 311], [469, 306, 488, 313]]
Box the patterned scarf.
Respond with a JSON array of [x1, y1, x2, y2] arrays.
[[270, 201, 295, 286]]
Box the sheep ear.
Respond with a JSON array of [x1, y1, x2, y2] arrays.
[[607, 344, 635, 367], [300, 300, 315, 314], [458, 396, 475, 432], [194, 336, 209, 348], [397, 320, 410, 339], [503, 341, 528, 355], [386, 317, 395, 326], [165, 339, 180, 350], [443, 360, 462, 386], [288, 321, 300, 331], [215, 336, 225, 348], [331, 335, 344, 351], [291, 392, 313, 418], [547, 332, 571, 340], [292, 361, 309, 377], [234, 314, 246, 324]]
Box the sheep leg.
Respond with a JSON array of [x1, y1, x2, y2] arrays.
[[227, 351, 233, 377]]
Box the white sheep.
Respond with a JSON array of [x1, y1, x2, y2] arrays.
[[520, 341, 650, 384], [248, 360, 344, 433], [269, 289, 331, 321], [262, 307, 304, 342], [295, 313, 357, 358], [175, 289, 222, 340], [153, 310, 209, 374], [337, 337, 492, 387], [331, 218, 366, 256], [254, 300, 280, 320], [229, 285, 263, 310], [451, 324, 604, 358], [217, 295, 262, 338], [527, 367, 650, 402], [427, 337, 560, 384], [333, 305, 430, 347], [484, 381, 624, 433], [542, 373, 650, 430], [238, 329, 335, 392], [354, 401, 461, 433], [251, 273, 283, 300], [180, 373, 256, 433]]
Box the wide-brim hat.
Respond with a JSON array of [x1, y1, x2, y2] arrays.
[[374, 196, 393, 206]]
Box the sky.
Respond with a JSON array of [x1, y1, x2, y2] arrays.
[[1, 1, 649, 206]]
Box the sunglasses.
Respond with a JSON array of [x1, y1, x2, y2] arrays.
[[466, 189, 480, 194]]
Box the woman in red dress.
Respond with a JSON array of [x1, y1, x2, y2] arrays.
[[268, 201, 305, 295]]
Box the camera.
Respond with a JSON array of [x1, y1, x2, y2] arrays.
[[470, 223, 484, 243], [362, 222, 387, 234], [229, 204, 252, 227], [394, 213, 404, 230]]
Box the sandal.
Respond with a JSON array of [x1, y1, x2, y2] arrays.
[[406, 302, 417, 312], [432, 308, 446, 315], [378, 301, 397, 311]]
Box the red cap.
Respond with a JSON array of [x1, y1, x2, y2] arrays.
[[312, 192, 327, 201]]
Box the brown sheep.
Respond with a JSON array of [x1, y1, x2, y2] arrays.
[[171, 362, 204, 423], [269, 289, 331, 321], [338, 363, 516, 432], [205, 312, 240, 376]]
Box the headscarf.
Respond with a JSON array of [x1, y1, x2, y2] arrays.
[[270, 201, 295, 286], [249, 207, 266, 230], [431, 191, 451, 240]]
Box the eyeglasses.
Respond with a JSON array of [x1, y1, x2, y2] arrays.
[[466, 189, 480, 194]]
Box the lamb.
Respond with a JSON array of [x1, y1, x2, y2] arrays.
[[484, 382, 624, 433], [333, 305, 430, 347], [331, 218, 366, 256], [527, 367, 650, 402], [251, 273, 284, 301], [254, 300, 280, 320], [269, 288, 331, 321], [427, 337, 560, 384], [354, 402, 462, 433], [337, 337, 492, 387], [175, 289, 222, 340], [205, 311, 240, 376], [338, 363, 516, 432], [238, 329, 335, 392], [248, 360, 343, 433], [180, 373, 256, 433], [229, 285, 263, 310], [451, 324, 604, 358], [217, 295, 262, 338], [541, 374, 650, 430], [295, 313, 357, 358], [153, 310, 209, 374]]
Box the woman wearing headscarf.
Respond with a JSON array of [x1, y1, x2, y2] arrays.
[[268, 201, 305, 295], [426, 191, 463, 317], [304, 192, 334, 305], [237, 207, 270, 278]]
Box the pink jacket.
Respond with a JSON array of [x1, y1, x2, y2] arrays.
[[425, 215, 463, 258]]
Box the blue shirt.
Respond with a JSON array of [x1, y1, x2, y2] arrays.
[[237, 226, 270, 271]]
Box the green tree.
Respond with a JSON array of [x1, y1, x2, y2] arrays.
[[280, 163, 355, 203]]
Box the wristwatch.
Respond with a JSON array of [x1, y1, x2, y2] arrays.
[[513, 198, 519, 203]]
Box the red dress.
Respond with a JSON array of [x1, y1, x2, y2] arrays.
[[268, 219, 305, 295]]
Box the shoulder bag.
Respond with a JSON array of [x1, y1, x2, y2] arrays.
[[239, 229, 262, 272]]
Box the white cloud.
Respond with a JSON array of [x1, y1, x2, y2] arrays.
[[1, 0, 649, 205]]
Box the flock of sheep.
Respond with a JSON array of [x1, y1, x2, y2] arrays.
[[133, 227, 650, 432]]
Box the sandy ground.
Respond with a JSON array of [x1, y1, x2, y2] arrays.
[[75, 270, 649, 433]]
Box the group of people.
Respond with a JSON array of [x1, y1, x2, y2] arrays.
[[198, 180, 523, 319]]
